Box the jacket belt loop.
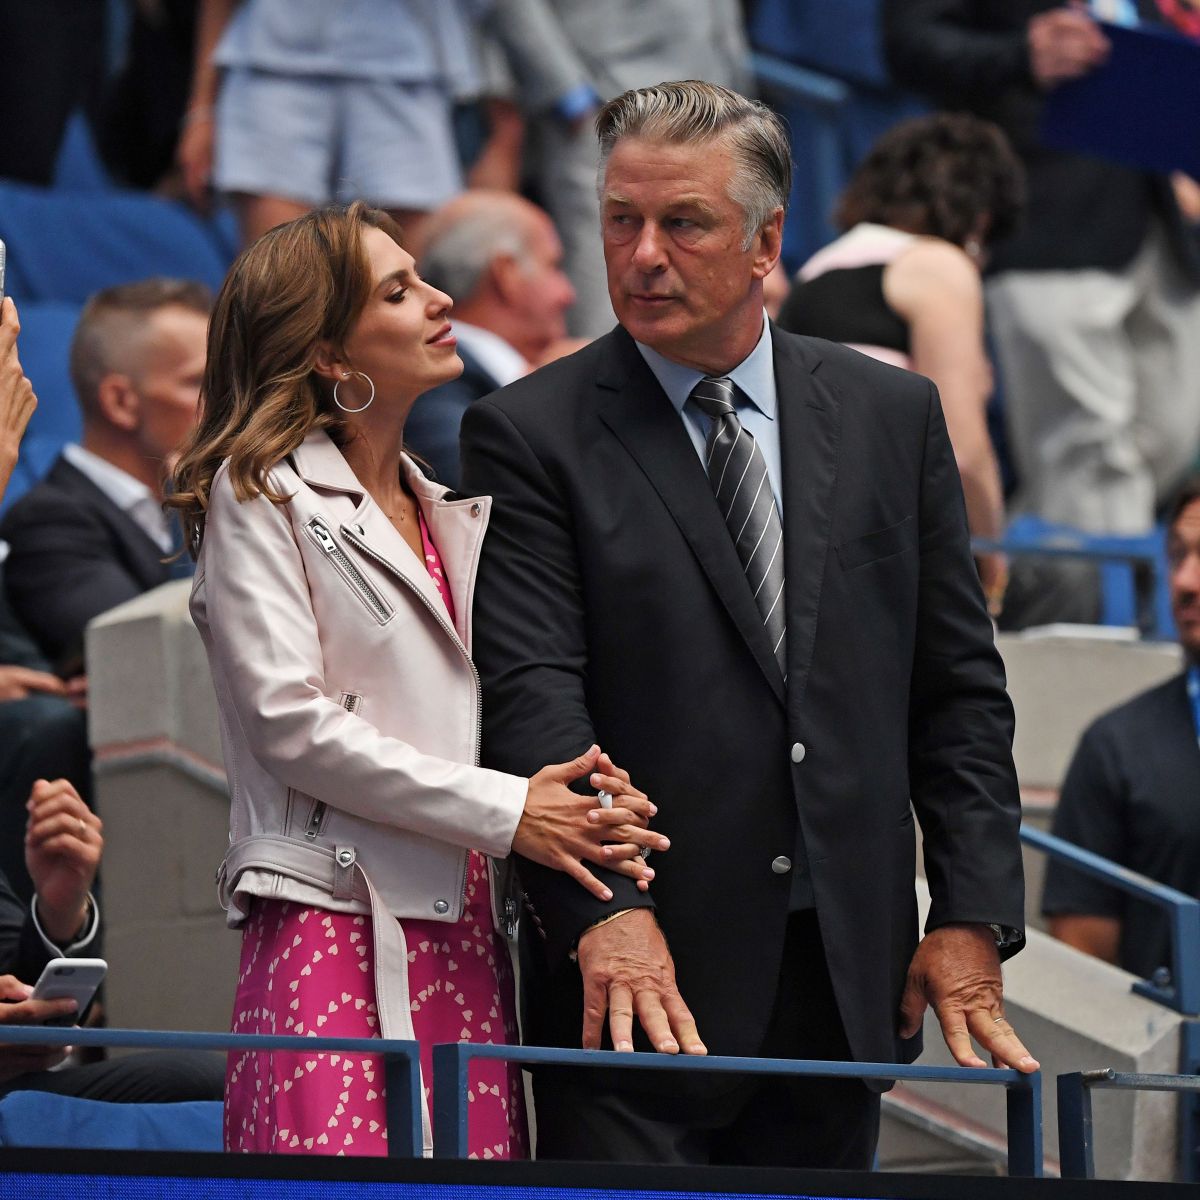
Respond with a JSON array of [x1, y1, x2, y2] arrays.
[[332, 845, 357, 901]]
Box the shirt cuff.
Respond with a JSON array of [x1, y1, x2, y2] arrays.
[[31, 892, 100, 958], [554, 84, 601, 123]]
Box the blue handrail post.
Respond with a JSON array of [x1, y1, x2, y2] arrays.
[[382, 1044, 424, 1159], [1006, 1071, 1043, 1177], [1180, 1022, 1200, 1182], [1056, 1072, 1094, 1179], [431, 1042, 471, 1159]]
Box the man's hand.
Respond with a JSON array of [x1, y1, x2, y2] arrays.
[[576, 907, 706, 1056], [0, 666, 67, 704], [1028, 7, 1110, 89], [0, 974, 74, 1081], [0, 297, 36, 488], [899, 923, 1039, 1072], [25, 778, 102, 945]]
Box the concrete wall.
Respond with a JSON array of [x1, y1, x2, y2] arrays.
[[87, 581, 235, 1033]]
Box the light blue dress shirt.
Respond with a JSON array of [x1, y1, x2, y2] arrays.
[[634, 317, 783, 515]]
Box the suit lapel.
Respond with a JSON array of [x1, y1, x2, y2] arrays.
[[52, 459, 170, 587], [596, 329, 785, 705], [774, 329, 841, 713]]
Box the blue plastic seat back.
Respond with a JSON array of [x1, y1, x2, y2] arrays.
[[1, 301, 82, 515], [0, 179, 234, 306], [0, 1093, 222, 1150]]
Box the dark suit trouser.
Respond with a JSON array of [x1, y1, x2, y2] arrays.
[[0, 1050, 225, 1103], [532, 911, 881, 1168]]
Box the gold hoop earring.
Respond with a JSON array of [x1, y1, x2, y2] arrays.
[[333, 370, 375, 414]]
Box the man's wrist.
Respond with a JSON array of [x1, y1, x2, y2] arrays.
[[31, 893, 98, 953], [568, 908, 637, 962]]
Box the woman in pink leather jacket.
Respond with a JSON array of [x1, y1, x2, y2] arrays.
[[170, 202, 664, 1157]]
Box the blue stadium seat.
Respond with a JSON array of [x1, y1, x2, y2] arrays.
[[1, 301, 82, 514], [1000, 514, 1175, 638], [0, 179, 235, 306], [0, 1093, 221, 1150], [751, 0, 927, 268]]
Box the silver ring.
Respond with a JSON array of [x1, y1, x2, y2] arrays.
[[639, 847, 651, 861], [993, 1016, 1005, 1024], [596, 790, 613, 809]]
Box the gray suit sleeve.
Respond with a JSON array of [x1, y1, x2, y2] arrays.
[[486, 0, 592, 112]]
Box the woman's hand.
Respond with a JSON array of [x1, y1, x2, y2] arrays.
[[513, 745, 668, 901]]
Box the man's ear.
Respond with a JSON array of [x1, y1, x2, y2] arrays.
[[312, 342, 348, 385], [489, 254, 523, 305], [94, 373, 140, 432], [751, 208, 785, 281]]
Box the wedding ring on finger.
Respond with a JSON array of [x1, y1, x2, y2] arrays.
[[639, 846, 651, 861], [597, 789, 613, 809]]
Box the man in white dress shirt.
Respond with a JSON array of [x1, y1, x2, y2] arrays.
[[406, 190, 577, 488], [0, 278, 210, 673]]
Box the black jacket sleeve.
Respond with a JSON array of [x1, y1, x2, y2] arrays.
[[882, 0, 1033, 109], [461, 397, 654, 964], [0, 869, 55, 985]]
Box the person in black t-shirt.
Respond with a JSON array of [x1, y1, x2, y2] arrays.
[[1042, 478, 1200, 979]]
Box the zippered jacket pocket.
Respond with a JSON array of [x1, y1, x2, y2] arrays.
[[304, 516, 394, 624], [302, 691, 362, 840]]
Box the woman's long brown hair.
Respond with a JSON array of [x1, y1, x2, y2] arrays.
[[168, 201, 403, 554]]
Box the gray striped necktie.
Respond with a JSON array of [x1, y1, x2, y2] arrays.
[[690, 376, 787, 678]]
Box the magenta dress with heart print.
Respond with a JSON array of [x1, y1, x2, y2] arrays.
[[224, 514, 529, 1158]]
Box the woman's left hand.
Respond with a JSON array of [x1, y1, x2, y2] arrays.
[[586, 752, 664, 890]]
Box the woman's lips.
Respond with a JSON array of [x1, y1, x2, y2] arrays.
[[428, 323, 456, 346]]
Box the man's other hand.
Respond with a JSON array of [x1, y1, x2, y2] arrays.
[[0, 667, 67, 704], [898, 923, 1039, 1073], [1028, 7, 1110, 88], [0, 974, 74, 1081], [576, 907, 706, 1056], [25, 778, 101, 945]]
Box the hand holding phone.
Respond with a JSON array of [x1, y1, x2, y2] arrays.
[[29, 957, 106, 1026]]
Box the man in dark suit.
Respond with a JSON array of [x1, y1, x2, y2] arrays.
[[462, 81, 1034, 1168], [407, 191, 577, 488], [0, 278, 210, 672], [0, 295, 90, 903], [0, 776, 224, 1101]]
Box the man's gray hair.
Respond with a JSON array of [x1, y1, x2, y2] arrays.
[[420, 206, 535, 302], [596, 80, 792, 249]]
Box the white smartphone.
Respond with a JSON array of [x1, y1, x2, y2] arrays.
[[30, 957, 106, 1025]]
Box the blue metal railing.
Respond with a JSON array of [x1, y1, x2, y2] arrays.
[[1021, 825, 1200, 1180], [1020, 824, 1200, 1015], [974, 519, 1171, 636], [1058, 1068, 1200, 1180], [431, 1042, 1042, 1175], [0, 1026, 423, 1156]]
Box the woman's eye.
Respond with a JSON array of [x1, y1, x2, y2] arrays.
[[386, 289, 407, 304]]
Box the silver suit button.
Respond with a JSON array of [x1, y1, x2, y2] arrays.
[[470, 503, 482, 517], [791, 742, 806, 764], [771, 856, 792, 874], [433, 899, 450, 914]]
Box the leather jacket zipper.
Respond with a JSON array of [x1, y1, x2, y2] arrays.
[[305, 517, 392, 623], [304, 691, 361, 839], [339, 524, 483, 770]]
